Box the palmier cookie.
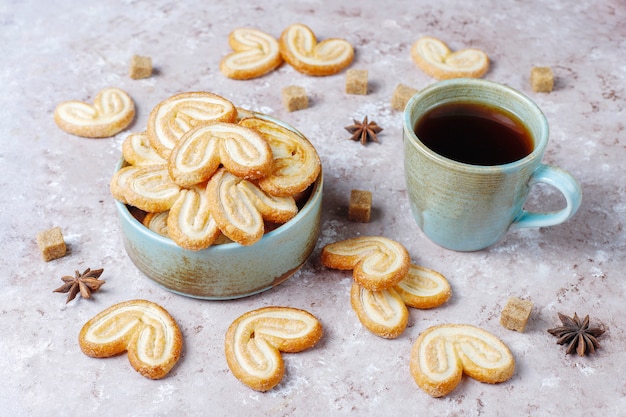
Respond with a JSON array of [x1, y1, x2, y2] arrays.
[[143, 211, 169, 237], [79, 299, 183, 380], [54, 87, 135, 138], [279, 23, 354, 76], [122, 131, 167, 166], [109, 165, 141, 205], [410, 36, 489, 80], [114, 164, 181, 213], [394, 264, 451, 309], [350, 283, 409, 339], [224, 306, 323, 391], [147, 92, 237, 158], [166, 184, 221, 250], [321, 236, 411, 291], [239, 117, 320, 196], [410, 324, 515, 397], [168, 122, 273, 187], [234, 107, 255, 122], [220, 28, 283, 80], [207, 168, 297, 245]]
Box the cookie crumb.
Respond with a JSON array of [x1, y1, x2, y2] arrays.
[[281, 86, 308, 112], [36, 227, 67, 262], [530, 67, 554, 92], [500, 297, 533, 332], [391, 84, 418, 111], [346, 69, 368, 95], [348, 189, 372, 222], [130, 55, 153, 79]]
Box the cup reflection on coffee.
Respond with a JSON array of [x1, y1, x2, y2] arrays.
[[402, 78, 582, 251]]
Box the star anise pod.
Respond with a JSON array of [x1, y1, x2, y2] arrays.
[[53, 268, 106, 303], [547, 312, 605, 356], [345, 116, 383, 145]]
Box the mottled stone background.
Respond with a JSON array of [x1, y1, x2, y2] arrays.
[[1, 0, 624, 416]]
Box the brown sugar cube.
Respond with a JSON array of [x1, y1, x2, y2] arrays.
[[348, 189, 372, 222], [530, 67, 554, 93], [391, 83, 418, 111], [36, 227, 67, 262], [129, 55, 152, 79], [281, 86, 308, 112], [500, 297, 533, 332], [345, 69, 368, 95]]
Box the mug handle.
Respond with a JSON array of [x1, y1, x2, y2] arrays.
[[510, 164, 582, 230]]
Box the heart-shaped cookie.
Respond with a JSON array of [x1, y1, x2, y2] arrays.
[[224, 306, 323, 391], [207, 168, 298, 245], [410, 324, 515, 397], [112, 164, 181, 213], [321, 236, 411, 291], [122, 131, 167, 167], [168, 122, 273, 187], [143, 211, 169, 237], [79, 299, 183, 379], [411, 36, 489, 80], [147, 92, 237, 158], [350, 283, 409, 339], [394, 264, 451, 309], [220, 28, 283, 80], [279, 23, 354, 76], [166, 184, 221, 250], [239, 116, 321, 197], [54, 87, 135, 138]]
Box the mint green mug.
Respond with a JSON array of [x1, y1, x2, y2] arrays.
[[403, 78, 582, 251]]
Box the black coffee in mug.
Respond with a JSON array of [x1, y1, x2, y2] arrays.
[[414, 102, 533, 165]]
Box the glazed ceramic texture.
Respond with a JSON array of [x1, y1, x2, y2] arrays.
[[403, 79, 582, 251]]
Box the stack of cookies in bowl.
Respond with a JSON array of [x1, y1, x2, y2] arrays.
[[110, 91, 323, 299]]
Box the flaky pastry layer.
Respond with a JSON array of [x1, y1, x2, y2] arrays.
[[410, 324, 515, 397], [166, 184, 220, 250], [394, 264, 451, 309], [143, 211, 169, 237], [147, 92, 237, 158], [279, 23, 354, 76], [350, 283, 409, 339], [119, 164, 181, 213], [411, 36, 489, 80], [220, 28, 283, 80], [79, 299, 183, 380], [224, 306, 323, 391], [321, 236, 411, 291], [239, 117, 321, 197], [168, 122, 273, 187], [54, 87, 135, 138], [122, 131, 167, 167], [206, 168, 297, 245]]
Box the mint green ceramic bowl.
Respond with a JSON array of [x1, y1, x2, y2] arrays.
[[114, 116, 323, 300]]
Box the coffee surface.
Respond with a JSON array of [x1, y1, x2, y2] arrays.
[[414, 102, 533, 165]]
